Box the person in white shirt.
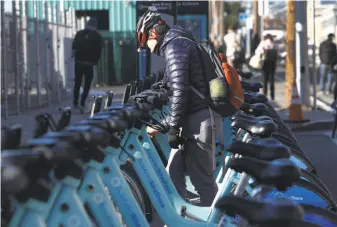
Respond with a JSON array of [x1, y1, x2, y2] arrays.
[[223, 25, 241, 68]]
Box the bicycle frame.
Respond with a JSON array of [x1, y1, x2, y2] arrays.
[[9, 177, 93, 227], [117, 128, 223, 227], [135, 119, 333, 222]]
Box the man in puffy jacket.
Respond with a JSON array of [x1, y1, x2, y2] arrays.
[[319, 33, 337, 94], [72, 18, 103, 113], [137, 7, 223, 206]]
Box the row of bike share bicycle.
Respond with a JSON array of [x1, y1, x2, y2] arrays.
[[2, 70, 337, 227]]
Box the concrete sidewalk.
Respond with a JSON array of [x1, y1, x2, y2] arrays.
[[1, 86, 126, 144]]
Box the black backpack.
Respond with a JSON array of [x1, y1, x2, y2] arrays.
[[264, 49, 278, 62]]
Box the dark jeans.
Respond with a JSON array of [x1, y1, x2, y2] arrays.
[[73, 63, 94, 106], [262, 60, 276, 100], [319, 64, 334, 92]]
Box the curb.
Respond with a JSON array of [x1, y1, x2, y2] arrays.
[[289, 120, 335, 132], [310, 96, 334, 112]]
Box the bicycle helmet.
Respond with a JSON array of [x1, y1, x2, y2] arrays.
[[137, 6, 166, 51]]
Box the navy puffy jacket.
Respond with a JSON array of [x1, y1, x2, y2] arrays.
[[159, 25, 209, 132]]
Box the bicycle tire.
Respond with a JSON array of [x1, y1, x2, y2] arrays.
[[121, 162, 153, 222]]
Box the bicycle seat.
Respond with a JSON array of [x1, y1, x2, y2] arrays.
[[248, 137, 317, 175], [215, 195, 304, 227], [1, 165, 30, 194], [231, 118, 277, 137], [141, 90, 169, 103], [3, 140, 80, 167], [81, 115, 128, 133], [1, 124, 22, 149], [239, 71, 254, 80], [231, 111, 272, 122], [227, 139, 290, 161], [244, 92, 268, 104], [229, 157, 300, 190], [106, 105, 143, 119], [240, 102, 269, 116], [241, 81, 262, 92], [65, 125, 112, 148], [105, 103, 141, 111]]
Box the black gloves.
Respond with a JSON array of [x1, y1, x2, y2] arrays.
[[168, 128, 183, 149]]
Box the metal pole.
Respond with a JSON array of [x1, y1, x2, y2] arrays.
[[19, 1, 27, 112], [295, 1, 310, 107], [245, 4, 252, 59], [218, 1, 224, 45], [25, 1, 31, 110], [286, 0, 296, 107], [253, 0, 260, 36], [45, 1, 52, 106], [12, 1, 21, 114], [258, 0, 264, 37], [1, 1, 9, 119], [55, 4, 61, 103], [312, 1, 317, 110], [35, 9, 42, 106]]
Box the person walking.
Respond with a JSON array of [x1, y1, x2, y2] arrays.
[[223, 25, 242, 69], [72, 17, 103, 113], [137, 7, 223, 206], [255, 34, 278, 100], [319, 33, 337, 95]]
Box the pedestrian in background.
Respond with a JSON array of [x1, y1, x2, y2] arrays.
[[319, 33, 337, 95], [223, 25, 241, 68], [255, 34, 278, 100], [72, 17, 103, 113]]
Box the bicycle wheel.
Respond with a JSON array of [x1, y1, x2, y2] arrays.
[[121, 162, 153, 222]]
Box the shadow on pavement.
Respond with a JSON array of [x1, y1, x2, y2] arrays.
[[295, 133, 337, 202]]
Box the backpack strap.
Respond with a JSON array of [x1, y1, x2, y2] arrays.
[[173, 36, 198, 45], [173, 36, 217, 155], [171, 37, 206, 99]]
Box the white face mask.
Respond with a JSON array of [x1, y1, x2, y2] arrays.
[[147, 39, 158, 53]]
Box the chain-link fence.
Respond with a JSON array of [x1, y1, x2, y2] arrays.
[[1, 2, 76, 118]]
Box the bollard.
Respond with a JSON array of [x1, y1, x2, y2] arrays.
[[130, 81, 137, 96], [122, 84, 131, 105], [90, 96, 103, 117], [135, 80, 141, 95], [1, 124, 22, 149], [139, 80, 145, 93], [104, 91, 114, 109], [143, 77, 151, 91], [33, 113, 56, 138], [57, 107, 72, 131]]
